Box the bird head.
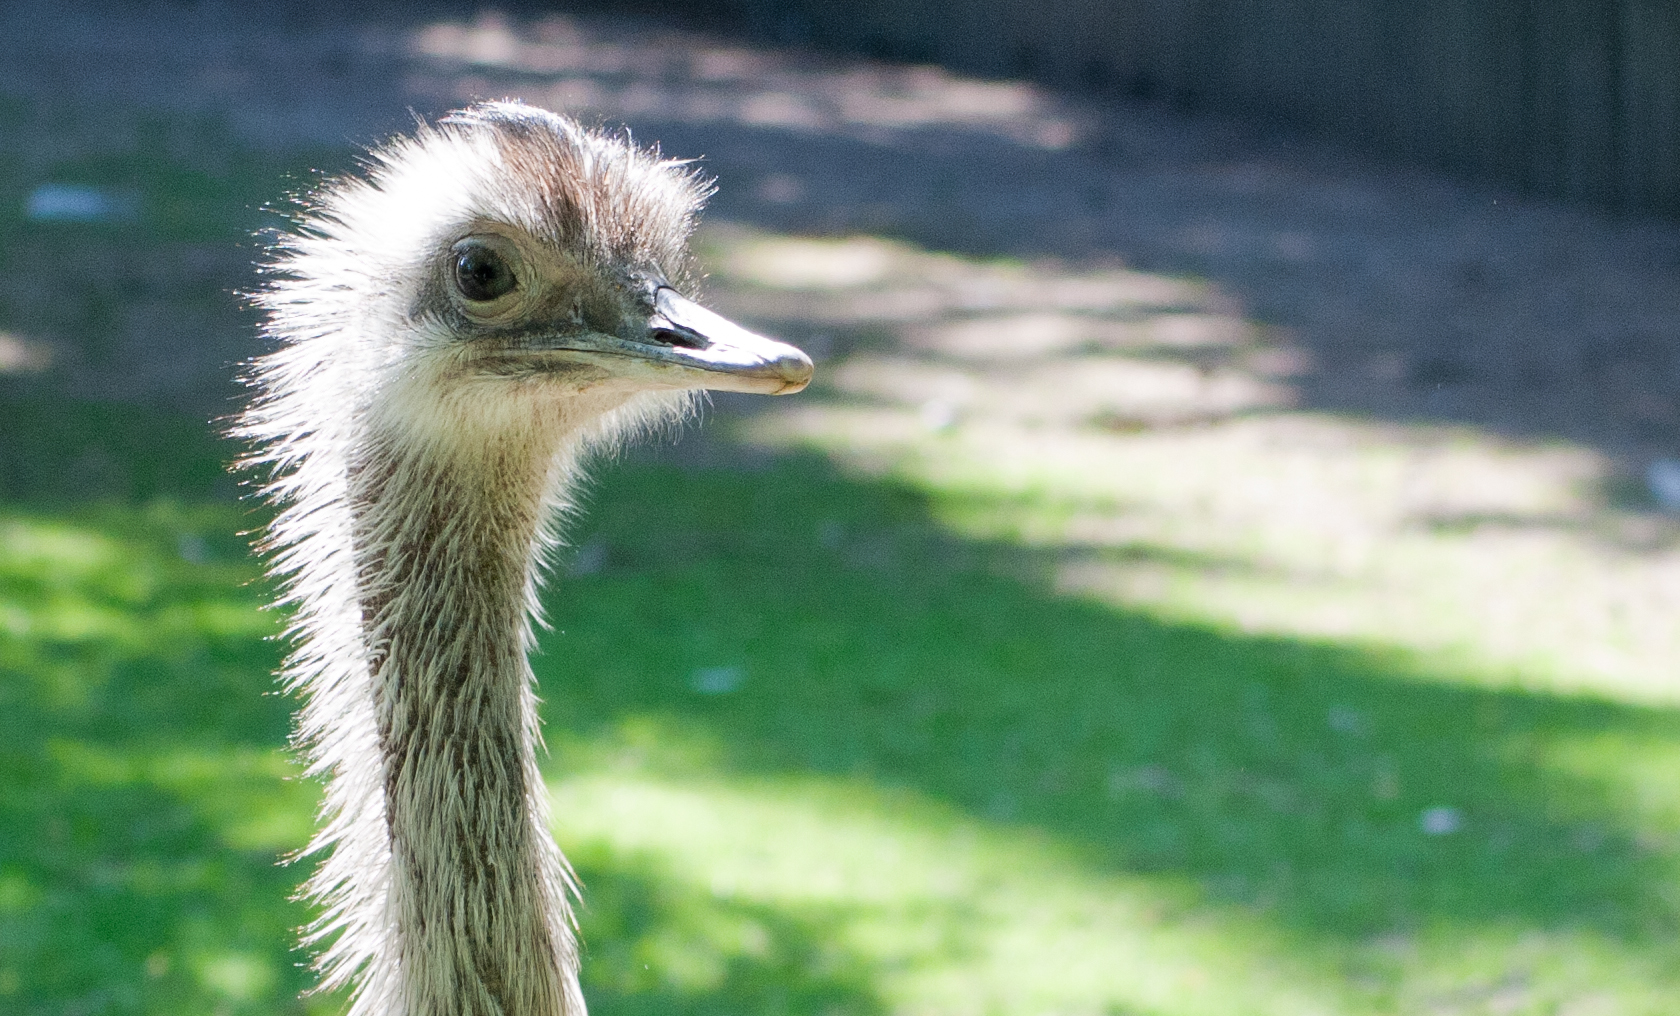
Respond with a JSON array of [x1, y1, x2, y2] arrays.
[[256, 101, 811, 458]]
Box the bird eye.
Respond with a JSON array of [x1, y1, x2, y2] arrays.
[[452, 241, 518, 303]]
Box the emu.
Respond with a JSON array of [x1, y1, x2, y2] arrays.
[[239, 102, 812, 1016]]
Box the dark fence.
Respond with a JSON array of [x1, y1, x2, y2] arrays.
[[718, 0, 1680, 216]]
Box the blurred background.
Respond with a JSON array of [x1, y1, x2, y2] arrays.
[[5, 2, 1680, 1013]]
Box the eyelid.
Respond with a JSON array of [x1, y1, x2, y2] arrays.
[[451, 234, 523, 266]]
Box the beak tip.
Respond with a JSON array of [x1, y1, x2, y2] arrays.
[[773, 350, 814, 395]]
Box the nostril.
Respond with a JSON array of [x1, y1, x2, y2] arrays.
[[651, 326, 707, 350]]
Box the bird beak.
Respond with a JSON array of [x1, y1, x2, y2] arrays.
[[522, 288, 812, 395], [640, 287, 813, 395]]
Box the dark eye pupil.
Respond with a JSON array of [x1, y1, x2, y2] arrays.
[[454, 246, 516, 302]]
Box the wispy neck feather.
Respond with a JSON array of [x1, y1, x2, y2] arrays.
[[244, 350, 692, 1014], [351, 429, 581, 1016], [242, 313, 696, 1012], [249, 392, 587, 1016]]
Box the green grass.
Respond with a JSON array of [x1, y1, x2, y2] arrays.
[[540, 457, 1680, 1015], [4, 395, 1680, 1014]]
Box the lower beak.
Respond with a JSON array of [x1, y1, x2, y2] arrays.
[[525, 288, 813, 395]]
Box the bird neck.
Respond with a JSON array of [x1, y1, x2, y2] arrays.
[[350, 432, 582, 1016]]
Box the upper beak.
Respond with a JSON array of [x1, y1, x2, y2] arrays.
[[644, 287, 813, 395], [520, 288, 813, 395]]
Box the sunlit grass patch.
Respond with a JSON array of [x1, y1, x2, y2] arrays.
[[554, 737, 1341, 1016], [0, 493, 328, 1015]]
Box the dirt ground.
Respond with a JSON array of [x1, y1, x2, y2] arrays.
[[3, 0, 1680, 471]]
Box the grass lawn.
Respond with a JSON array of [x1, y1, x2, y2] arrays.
[[5, 397, 1680, 1015], [4, 124, 1680, 1016]]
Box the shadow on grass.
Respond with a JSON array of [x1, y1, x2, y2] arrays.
[[4, 398, 1680, 1013], [545, 450, 1680, 951], [572, 844, 886, 1016]]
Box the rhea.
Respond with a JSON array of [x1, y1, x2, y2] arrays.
[[239, 102, 812, 1016]]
